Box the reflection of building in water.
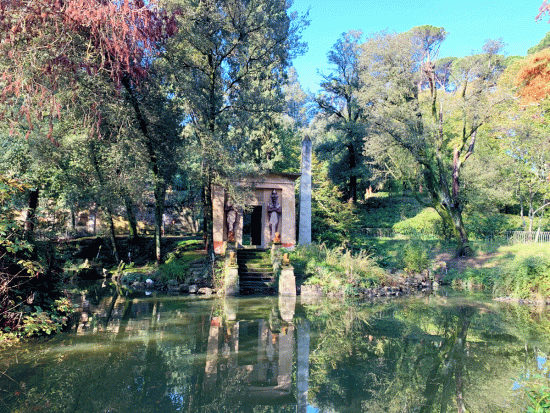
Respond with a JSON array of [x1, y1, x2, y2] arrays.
[[204, 298, 310, 411], [70, 293, 310, 411]]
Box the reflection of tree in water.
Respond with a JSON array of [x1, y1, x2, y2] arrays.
[[2, 295, 550, 413], [306, 298, 549, 413]]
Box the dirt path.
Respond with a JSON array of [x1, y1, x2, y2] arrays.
[[434, 251, 500, 273]]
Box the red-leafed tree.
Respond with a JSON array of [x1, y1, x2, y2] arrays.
[[515, 49, 550, 104], [1, 0, 178, 263], [515, 1, 550, 103], [0, 0, 177, 140]]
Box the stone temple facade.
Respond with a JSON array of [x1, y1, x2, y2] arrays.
[[212, 173, 300, 254]]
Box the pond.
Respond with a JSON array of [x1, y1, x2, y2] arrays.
[[1, 288, 549, 413]]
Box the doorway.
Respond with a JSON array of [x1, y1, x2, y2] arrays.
[[242, 206, 262, 246]]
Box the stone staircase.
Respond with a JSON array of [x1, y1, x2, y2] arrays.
[[237, 248, 276, 295]]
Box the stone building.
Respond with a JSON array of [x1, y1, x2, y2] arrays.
[[212, 173, 300, 254]]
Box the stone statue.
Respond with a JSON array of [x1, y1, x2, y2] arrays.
[[225, 200, 237, 242], [267, 190, 282, 241]]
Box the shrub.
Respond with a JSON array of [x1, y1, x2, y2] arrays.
[[494, 255, 550, 300], [401, 241, 430, 274], [392, 208, 447, 239], [293, 243, 387, 294], [465, 211, 524, 239], [449, 268, 497, 290]]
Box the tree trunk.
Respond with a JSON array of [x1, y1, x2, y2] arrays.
[[424, 164, 471, 256], [448, 206, 471, 257], [154, 180, 167, 264], [104, 207, 120, 263], [24, 188, 39, 236], [121, 76, 165, 263], [124, 195, 138, 240], [70, 207, 76, 232], [347, 143, 357, 202], [203, 177, 215, 265]]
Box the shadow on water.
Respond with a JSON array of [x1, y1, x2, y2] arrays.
[[1, 287, 549, 412]]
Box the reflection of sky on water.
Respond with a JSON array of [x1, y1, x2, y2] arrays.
[[512, 354, 549, 390], [307, 406, 319, 413], [537, 355, 547, 372]]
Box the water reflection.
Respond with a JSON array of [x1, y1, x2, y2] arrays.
[[0, 290, 549, 413], [202, 296, 306, 411]]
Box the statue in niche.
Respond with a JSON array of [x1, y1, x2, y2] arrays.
[[267, 190, 282, 241], [225, 199, 238, 242]]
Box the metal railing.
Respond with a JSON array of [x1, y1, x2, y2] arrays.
[[356, 228, 550, 244]]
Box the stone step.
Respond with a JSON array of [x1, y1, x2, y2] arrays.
[[239, 265, 273, 272], [240, 273, 273, 278], [236, 248, 275, 295]]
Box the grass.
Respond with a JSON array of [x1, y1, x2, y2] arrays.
[[292, 243, 388, 295], [443, 243, 550, 299], [359, 193, 424, 228]]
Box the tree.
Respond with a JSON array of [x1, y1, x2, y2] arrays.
[[361, 28, 506, 255], [316, 30, 369, 202], [1, 0, 182, 265], [164, 0, 308, 261], [0, 0, 176, 139]]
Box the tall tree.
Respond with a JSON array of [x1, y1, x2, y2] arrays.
[[0, 0, 176, 139], [316, 30, 368, 202], [361, 28, 506, 255], [164, 0, 307, 261]]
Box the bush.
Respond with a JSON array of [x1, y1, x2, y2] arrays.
[[1, 177, 70, 341], [465, 212, 523, 239], [392, 208, 447, 239], [311, 159, 359, 246], [449, 268, 497, 291], [401, 241, 430, 274], [494, 255, 550, 300], [293, 243, 387, 295]]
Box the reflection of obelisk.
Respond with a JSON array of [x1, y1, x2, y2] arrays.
[[299, 137, 312, 245], [296, 319, 310, 413]]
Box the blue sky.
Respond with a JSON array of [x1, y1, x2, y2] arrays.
[[290, 0, 550, 93]]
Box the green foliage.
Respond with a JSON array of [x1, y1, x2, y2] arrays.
[[465, 212, 526, 238], [401, 240, 430, 274], [21, 298, 71, 337], [449, 267, 497, 291], [154, 238, 206, 282], [392, 208, 447, 239], [526, 386, 550, 413], [311, 158, 359, 245], [293, 243, 387, 294], [515, 360, 550, 413], [528, 30, 550, 54], [359, 194, 423, 228], [1, 177, 71, 342], [494, 255, 550, 300]]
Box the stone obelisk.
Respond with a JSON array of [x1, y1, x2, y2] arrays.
[[299, 136, 312, 245]]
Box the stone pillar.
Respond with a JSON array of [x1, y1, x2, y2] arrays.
[[279, 267, 296, 296], [224, 266, 239, 296], [299, 137, 312, 245], [212, 186, 225, 254]]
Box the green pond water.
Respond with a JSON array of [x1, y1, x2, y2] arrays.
[[1, 288, 549, 413]]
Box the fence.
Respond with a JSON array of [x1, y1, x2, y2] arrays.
[[356, 228, 550, 245], [355, 227, 441, 240], [506, 231, 550, 244]]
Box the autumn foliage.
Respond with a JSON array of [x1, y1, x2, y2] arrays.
[[0, 0, 177, 139], [515, 49, 550, 104], [513, 1, 550, 104]]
